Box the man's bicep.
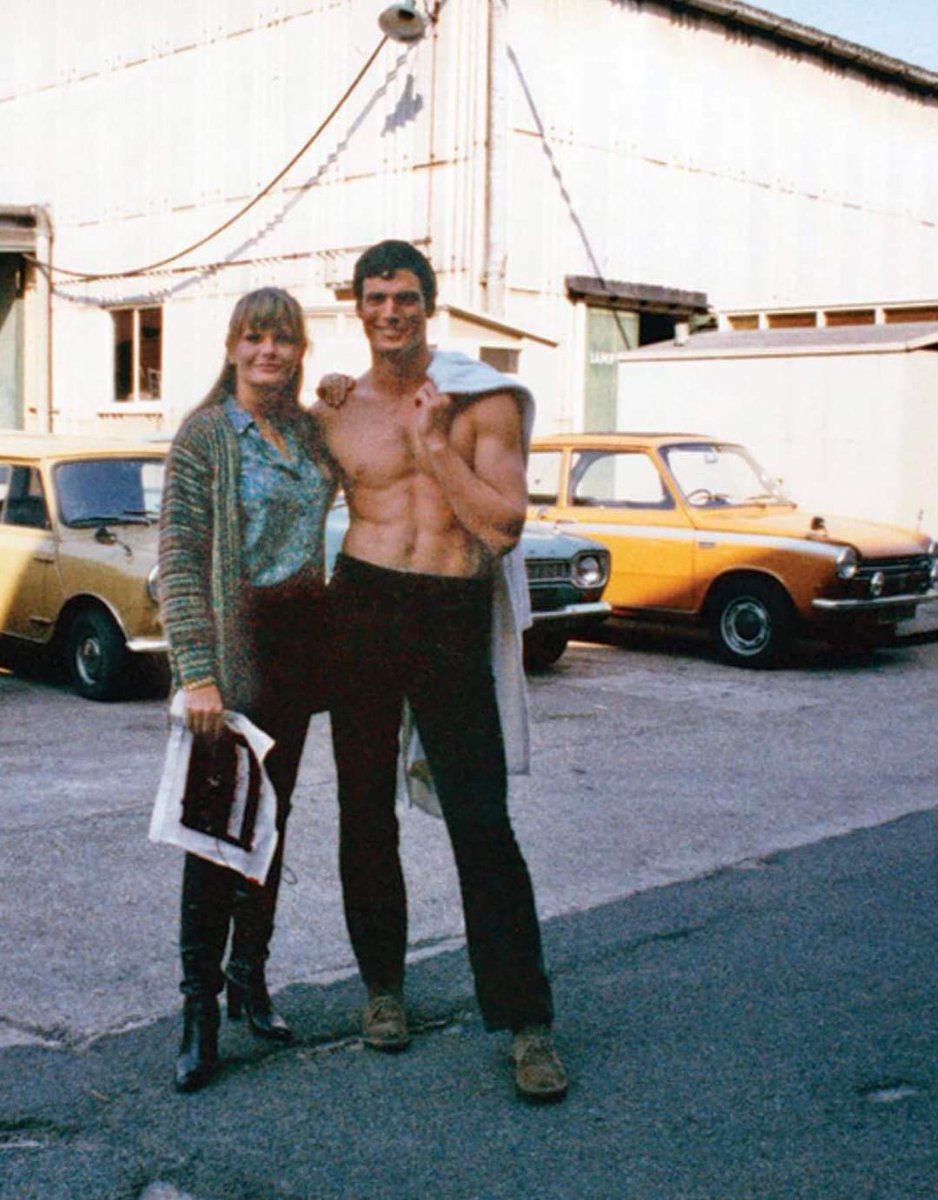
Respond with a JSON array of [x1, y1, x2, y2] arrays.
[[472, 393, 528, 506]]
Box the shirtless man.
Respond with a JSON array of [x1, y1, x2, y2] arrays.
[[315, 239, 567, 1103]]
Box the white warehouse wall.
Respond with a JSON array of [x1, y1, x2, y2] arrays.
[[0, 0, 936, 435]]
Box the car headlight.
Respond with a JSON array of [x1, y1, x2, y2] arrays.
[[147, 564, 160, 604], [835, 547, 858, 580], [928, 539, 938, 586], [572, 552, 607, 589]]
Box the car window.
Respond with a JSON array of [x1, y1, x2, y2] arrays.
[[570, 450, 673, 509], [661, 443, 789, 507], [527, 451, 563, 504], [1, 465, 50, 528], [0, 463, 9, 505], [54, 458, 165, 527]]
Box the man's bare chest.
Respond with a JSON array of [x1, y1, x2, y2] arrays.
[[332, 402, 475, 485]]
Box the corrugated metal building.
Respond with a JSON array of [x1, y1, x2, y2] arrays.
[[1, 0, 937, 438]]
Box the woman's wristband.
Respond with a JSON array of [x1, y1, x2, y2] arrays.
[[182, 678, 216, 693]]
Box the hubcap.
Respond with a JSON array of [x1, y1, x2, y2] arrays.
[[76, 635, 104, 684], [721, 597, 771, 657]]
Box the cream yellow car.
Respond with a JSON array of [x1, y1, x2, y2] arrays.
[[0, 433, 612, 697], [528, 433, 938, 667], [0, 434, 166, 698]]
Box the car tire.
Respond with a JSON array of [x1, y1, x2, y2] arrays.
[[709, 577, 792, 668], [66, 608, 128, 700], [523, 627, 569, 670]]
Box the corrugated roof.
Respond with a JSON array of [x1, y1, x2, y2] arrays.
[[670, 0, 938, 97], [620, 321, 938, 361]]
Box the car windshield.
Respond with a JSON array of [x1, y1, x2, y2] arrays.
[[55, 457, 166, 527], [660, 442, 790, 508]]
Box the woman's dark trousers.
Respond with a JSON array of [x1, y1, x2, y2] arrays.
[[177, 578, 325, 1068]]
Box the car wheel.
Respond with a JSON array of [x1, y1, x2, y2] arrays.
[[709, 578, 792, 668], [67, 608, 127, 700], [523, 627, 568, 670]]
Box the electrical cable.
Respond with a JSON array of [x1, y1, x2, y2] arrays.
[[42, 34, 389, 284]]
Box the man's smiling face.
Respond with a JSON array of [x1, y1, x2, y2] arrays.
[[357, 269, 429, 359]]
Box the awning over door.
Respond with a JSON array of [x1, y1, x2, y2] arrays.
[[0, 209, 40, 254]]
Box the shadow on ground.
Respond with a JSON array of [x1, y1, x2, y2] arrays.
[[3, 811, 937, 1200]]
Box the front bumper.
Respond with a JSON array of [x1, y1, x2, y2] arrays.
[[530, 601, 610, 625], [811, 588, 938, 615], [126, 636, 169, 653]]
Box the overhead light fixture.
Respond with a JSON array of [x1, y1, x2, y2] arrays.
[[378, 1, 428, 43]]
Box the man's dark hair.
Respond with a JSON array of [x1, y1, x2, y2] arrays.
[[352, 240, 437, 315]]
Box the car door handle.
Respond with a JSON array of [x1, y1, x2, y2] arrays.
[[32, 547, 56, 563]]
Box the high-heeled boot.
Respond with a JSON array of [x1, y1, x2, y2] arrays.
[[176, 853, 236, 1092], [225, 967, 292, 1041], [175, 994, 220, 1092], [227, 845, 292, 1042]]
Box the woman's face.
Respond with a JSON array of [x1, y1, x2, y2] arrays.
[[228, 324, 303, 404]]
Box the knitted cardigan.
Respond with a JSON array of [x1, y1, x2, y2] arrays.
[[158, 401, 333, 711]]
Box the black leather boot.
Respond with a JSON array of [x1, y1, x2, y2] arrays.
[[176, 853, 235, 1093], [226, 969, 292, 1042], [227, 844, 291, 1041], [175, 995, 220, 1092]]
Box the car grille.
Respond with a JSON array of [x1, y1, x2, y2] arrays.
[[525, 559, 572, 584], [852, 554, 933, 598], [525, 558, 581, 613]]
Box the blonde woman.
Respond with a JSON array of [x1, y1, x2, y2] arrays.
[[159, 288, 336, 1092]]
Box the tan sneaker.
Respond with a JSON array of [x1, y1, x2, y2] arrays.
[[512, 1025, 569, 1103], [362, 991, 410, 1052]]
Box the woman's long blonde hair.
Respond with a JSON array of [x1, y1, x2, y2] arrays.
[[199, 287, 308, 411]]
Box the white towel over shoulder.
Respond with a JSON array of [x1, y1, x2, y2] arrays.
[[399, 350, 534, 817]]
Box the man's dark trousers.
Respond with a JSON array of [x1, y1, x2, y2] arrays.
[[328, 552, 554, 1033]]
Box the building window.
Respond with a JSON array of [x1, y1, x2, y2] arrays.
[[884, 305, 938, 324], [766, 312, 816, 330], [112, 307, 162, 402], [824, 309, 875, 327], [479, 347, 519, 375], [727, 314, 759, 331]]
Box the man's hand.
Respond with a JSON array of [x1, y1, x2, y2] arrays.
[[316, 374, 356, 408], [412, 387, 527, 557], [184, 683, 225, 739], [413, 379, 453, 452]]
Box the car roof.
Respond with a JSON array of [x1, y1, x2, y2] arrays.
[[0, 432, 167, 463], [530, 432, 720, 449]]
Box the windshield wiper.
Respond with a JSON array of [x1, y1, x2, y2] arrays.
[[739, 493, 788, 506]]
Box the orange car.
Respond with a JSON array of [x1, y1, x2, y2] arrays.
[[528, 433, 938, 666]]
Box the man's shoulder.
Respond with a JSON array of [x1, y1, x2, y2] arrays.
[[314, 371, 375, 422], [450, 388, 523, 435], [428, 350, 526, 399]]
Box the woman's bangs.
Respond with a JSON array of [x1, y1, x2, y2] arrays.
[[232, 291, 305, 344]]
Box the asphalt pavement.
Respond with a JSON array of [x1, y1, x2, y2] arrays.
[[2, 617, 938, 1199], [2, 808, 937, 1200]]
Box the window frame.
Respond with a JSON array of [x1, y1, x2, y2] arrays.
[[111, 305, 162, 404]]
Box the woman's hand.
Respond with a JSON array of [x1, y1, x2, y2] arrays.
[[316, 374, 356, 408], [184, 683, 225, 739]]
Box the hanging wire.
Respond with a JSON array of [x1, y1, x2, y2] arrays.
[[40, 34, 390, 284], [506, 42, 635, 351]]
